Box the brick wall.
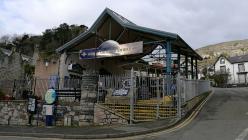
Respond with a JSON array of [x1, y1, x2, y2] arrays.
[[34, 58, 59, 79]]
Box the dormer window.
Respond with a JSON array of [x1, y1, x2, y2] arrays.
[[220, 58, 225, 64]]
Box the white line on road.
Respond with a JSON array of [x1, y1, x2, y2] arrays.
[[235, 128, 248, 140]]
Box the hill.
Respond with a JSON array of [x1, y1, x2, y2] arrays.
[[195, 39, 248, 69]]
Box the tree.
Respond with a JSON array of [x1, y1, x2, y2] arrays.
[[24, 64, 35, 80], [0, 23, 87, 58], [202, 67, 208, 78], [0, 35, 11, 44], [209, 71, 230, 87]]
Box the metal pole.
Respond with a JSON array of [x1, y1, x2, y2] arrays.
[[130, 68, 134, 124], [156, 77, 160, 119], [33, 77, 36, 96], [185, 55, 188, 79], [195, 59, 198, 79], [166, 41, 172, 96], [97, 75, 100, 103], [191, 57, 194, 79], [176, 73, 181, 119]]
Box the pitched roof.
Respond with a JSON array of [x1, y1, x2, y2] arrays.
[[228, 54, 248, 63], [56, 8, 202, 60]]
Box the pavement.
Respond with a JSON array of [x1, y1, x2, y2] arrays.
[[0, 90, 212, 139], [0, 118, 179, 139]]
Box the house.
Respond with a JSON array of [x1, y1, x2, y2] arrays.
[[214, 54, 248, 84]]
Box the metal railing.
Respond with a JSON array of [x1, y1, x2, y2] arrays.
[[0, 78, 82, 101], [97, 71, 211, 122]]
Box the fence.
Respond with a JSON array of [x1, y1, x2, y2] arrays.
[[0, 79, 34, 99], [0, 73, 211, 123], [97, 71, 211, 122], [0, 78, 82, 101], [34, 78, 82, 100]]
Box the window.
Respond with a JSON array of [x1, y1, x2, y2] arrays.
[[220, 66, 226, 73], [238, 74, 246, 83], [220, 58, 225, 64], [238, 64, 245, 72]]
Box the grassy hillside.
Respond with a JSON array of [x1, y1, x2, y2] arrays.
[[196, 39, 248, 69]]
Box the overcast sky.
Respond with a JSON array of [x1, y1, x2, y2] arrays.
[[1, 0, 248, 49]]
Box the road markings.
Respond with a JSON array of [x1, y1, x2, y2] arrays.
[[236, 128, 248, 140], [117, 90, 215, 140]]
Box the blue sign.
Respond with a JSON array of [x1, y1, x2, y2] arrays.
[[79, 48, 97, 59]]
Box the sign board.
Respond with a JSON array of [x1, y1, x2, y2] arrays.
[[45, 89, 56, 104], [113, 89, 129, 96], [43, 105, 54, 115], [27, 96, 37, 114], [79, 40, 143, 59]]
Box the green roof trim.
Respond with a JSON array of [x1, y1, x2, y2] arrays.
[[56, 8, 202, 60]]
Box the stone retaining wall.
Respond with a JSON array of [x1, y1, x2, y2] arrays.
[[94, 104, 128, 125], [0, 100, 29, 125], [0, 100, 105, 127]]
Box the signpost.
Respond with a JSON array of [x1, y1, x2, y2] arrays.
[[79, 40, 143, 59], [27, 96, 37, 114], [27, 95, 37, 125], [44, 89, 57, 127]]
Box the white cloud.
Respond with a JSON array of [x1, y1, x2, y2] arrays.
[[0, 0, 248, 48]]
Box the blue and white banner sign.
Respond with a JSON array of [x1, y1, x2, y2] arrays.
[[79, 40, 143, 59]]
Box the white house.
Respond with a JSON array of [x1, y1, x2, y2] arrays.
[[214, 54, 248, 84]]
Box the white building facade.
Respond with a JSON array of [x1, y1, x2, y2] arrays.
[[214, 54, 248, 84]]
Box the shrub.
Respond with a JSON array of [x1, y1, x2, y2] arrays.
[[0, 89, 5, 100]]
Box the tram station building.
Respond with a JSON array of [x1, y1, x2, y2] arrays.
[[56, 8, 202, 81]]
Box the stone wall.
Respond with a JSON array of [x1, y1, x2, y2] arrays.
[[0, 100, 98, 127], [0, 100, 29, 125], [94, 104, 128, 125], [0, 99, 128, 126]]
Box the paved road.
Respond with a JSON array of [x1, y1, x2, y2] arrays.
[[130, 88, 248, 140], [2, 88, 248, 140]]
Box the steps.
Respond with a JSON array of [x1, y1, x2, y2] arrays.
[[100, 103, 177, 121], [136, 96, 174, 105]]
